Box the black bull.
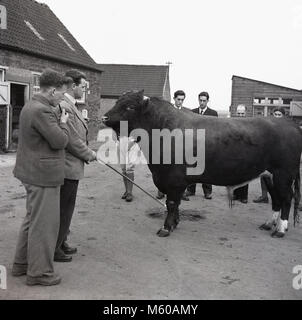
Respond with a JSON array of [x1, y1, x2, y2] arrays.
[[102, 91, 302, 238]]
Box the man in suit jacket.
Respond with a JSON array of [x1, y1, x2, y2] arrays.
[[186, 91, 218, 199], [12, 69, 70, 286], [54, 70, 96, 262]]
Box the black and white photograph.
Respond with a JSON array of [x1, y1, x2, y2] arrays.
[[1, 0, 302, 305]]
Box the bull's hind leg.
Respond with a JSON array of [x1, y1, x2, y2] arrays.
[[271, 192, 292, 238], [157, 189, 184, 237], [259, 176, 281, 231], [270, 171, 293, 238]]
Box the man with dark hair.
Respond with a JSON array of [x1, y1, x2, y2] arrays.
[[186, 91, 218, 199], [65, 69, 86, 86], [12, 69, 70, 286], [172, 90, 186, 110], [54, 69, 96, 262]]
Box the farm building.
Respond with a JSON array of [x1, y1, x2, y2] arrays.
[[98, 63, 171, 117], [0, 0, 102, 152], [230, 75, 302, 119]]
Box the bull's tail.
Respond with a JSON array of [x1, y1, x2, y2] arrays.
[[293, 171, 301, 227], [226, 187, 234, 208]]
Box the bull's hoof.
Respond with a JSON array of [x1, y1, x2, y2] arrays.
[[259, 223, 272, 231], [271, 230, 285, 238], [157, 228, 170, 237]]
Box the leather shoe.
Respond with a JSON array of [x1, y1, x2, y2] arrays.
[[253, 196, 268, 203], [181, 193, 190, 201], [204, 193, 212, 200], [27, 273, 61, 286], [125, 193, 133, 202], [240, 199, 248, 204], [54, 251, 72, 262], [185, 191, 195, 197], [156, 191, 165, 199], [61, 242, 77, 255], [12, 263, 27, 277]]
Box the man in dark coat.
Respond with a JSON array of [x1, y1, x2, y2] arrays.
[[12, 69, 70, 286], [186, 91, 218, 199]]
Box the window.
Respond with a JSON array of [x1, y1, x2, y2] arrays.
[[76, 80, 89, 104], [24, 20, 45, 40], [253, 97, 266, 104], [86, 81, 90, 94], [252, 96, 295, 117], [32, 72, 41, 94], [0, 66, 8, 81], [269, 98, 279, 105], [0, 5, 7, 30], [58, 33, 75, 51], [253, 106, 264, 117], [0, 69, 5, 81], [283, 98, 292, 105]]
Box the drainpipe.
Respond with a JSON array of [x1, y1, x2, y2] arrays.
[[5, 104, 9, 150]]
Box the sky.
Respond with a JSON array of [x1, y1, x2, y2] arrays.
[[41, 0, 302, 111]]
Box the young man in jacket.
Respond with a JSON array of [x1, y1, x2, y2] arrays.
[[54, 70, 96, 262], [186, 91, 218, 199]]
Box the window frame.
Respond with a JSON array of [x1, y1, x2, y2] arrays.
[[31, 71, 41, 95], [76, 80, 90, 105], [0, 66, 8, 81]]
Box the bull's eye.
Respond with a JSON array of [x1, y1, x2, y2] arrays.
[[126, 107, 134, 111]]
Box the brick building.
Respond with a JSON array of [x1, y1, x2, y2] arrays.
[[98, 63, 171, 117], [0, 0, 102, 151], [230, 75, 302, 118]]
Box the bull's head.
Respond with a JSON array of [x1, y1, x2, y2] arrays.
[[102, 90, 149, 135]]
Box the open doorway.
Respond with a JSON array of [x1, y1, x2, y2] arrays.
[[9, 83, 29, 150]]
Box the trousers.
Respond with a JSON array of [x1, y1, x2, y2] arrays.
[[14, 183, 60, 277], [56, 179, 79, 251]]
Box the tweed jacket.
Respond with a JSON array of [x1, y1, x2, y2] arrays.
[[13, 94, 69, 187]]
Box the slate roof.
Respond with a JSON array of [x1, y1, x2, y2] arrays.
[[98, 64, 170, 97], [0, 0, 100, 72]]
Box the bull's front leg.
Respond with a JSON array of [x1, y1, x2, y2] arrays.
[[157, 199, 181, 237]]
